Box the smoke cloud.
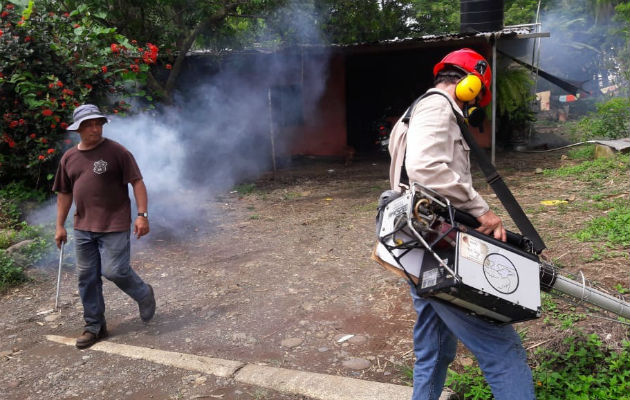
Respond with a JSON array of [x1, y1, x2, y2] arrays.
[[29, 1, 330, 244]]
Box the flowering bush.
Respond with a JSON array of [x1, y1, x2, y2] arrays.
[[0, 1, 157, 188]]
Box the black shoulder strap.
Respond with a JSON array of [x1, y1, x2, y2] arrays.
[[402, 91, 546, 253]]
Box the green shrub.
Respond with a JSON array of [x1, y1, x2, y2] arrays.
[[574, 97, 630, 141], [0, 181, 47, 225], [0, 1, 156, 189], [567, 144, 595, 161], [0, 250, 28, 291], [446, 365, 492, 399], [445, 333, 630, 400], [533, 334, 630, 399]]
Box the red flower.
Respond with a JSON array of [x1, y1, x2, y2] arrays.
[[101, 65, 108, 73], [6, 4, 14, 10], [41, 138, 47, 144], [48, 83, 54, 89], [0, 29, 3, 37], [84, 84, 92, 90], [9, 120, 18, 128], [1, 11, 8, 18], [18, 119, 24, 125], [53, 115, 60, 122], [30, 133, 36, 139], [131, 39, 137, 45], [60, 122, 68, 129], [47, 148, 55, 154], [61, 102, 67, 108], [62, 12, 69, 18], [24, 36, 31, 42], [2, 133, 15, 148], [137, 47, 144, 52], [48, 12, 55, 17], [166, 64, 172, 70], [50, 124, 56, 128], [130, 64, 140, 72], [62, 88, 74, 96], [73, 24, 80, 29], [56, 81, 63, 87], [110, 43, 119, 53], [42, 109, 53, 116], [38, 155, 45, 160]]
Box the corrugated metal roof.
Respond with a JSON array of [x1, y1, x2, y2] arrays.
[[187, 26, 549, 56]]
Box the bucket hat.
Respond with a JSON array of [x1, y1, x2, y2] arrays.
[[67, 104, 109, 131]]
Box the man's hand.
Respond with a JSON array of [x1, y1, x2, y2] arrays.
[[476, 210, 507, 242], [134, 216, 149, 239], [54, 226, 67, 249]]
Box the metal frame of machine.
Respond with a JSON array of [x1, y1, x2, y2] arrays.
[[375, 183, 630, 324]]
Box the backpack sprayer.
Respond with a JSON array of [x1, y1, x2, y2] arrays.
[[373, 183, 630, 324]]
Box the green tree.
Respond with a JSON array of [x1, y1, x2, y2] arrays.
[[315, 0, 417, 43], [62, 0, 288, 103], [411, 0, 459, 34]]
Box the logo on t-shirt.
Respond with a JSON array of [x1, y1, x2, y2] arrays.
[[93, 159, 108, 175]]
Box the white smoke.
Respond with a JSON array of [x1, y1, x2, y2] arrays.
[[28, 1, 331, 243]]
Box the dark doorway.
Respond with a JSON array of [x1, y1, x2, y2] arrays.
[[345, 48, 440, 153]]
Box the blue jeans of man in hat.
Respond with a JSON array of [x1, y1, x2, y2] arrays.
[[75, 229, 151, 334], [409, 284, 535, 400]]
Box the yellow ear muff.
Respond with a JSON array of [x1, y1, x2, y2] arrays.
[[455, 74, 483, 103]]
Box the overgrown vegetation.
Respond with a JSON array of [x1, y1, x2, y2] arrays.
[[573, 97, 630, 141], [0, 183, 50, 292], [446, 332, 630, 399], [542, 152, 629, 182]]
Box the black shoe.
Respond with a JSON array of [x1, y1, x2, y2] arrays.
[[76, 324, 108, 349], [138, 284, 156, 322]]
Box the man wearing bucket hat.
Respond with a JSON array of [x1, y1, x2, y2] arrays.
[[387, 49, 535, 399], [53, 104, 156, 349]]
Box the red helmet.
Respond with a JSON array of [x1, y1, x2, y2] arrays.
[[433, 48, 492, 107]]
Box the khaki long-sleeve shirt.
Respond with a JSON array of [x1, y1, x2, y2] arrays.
[[388, 88, 489, 217]]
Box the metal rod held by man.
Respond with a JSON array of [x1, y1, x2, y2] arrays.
[[55, 241, 64, 310]]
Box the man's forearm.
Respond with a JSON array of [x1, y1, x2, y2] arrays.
[[56, 192, 73, 227], [131, 179, 148, 212]]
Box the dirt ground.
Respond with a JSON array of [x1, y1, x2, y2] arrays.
[[1, 148, 628, 400]]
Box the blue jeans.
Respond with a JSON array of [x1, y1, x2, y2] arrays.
[[74, 230, 150, 334], [410, 285, 535, 400]]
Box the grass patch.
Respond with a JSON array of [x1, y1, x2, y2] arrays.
[[356, 200, 379, 212], [567, 144, 595, 160], [233, 183, 258, 195], [445, 332, 630, 400], [542, 153, 629, 183], [574, 203, 630, 246]]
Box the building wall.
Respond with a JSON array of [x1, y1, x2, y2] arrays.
[[287, 53, 347, 156]]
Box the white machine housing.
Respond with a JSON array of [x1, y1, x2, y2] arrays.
[[375, 184, 542, 324]]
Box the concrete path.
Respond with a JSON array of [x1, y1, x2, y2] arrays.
[[46, 335, 457, 400]]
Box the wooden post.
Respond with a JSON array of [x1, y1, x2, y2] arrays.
[[267, 87, 277, 178]]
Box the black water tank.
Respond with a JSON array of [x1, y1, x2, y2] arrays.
[[460, 0, 504, 33]]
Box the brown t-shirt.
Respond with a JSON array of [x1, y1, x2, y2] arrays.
[[53, 138, 143, 232]]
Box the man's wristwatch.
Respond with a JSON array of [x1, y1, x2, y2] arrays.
[[138, 212, 148, 218]]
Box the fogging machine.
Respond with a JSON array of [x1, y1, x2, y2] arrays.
[[372, 183, 630, 324]]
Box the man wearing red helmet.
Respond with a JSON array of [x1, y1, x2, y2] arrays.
[[387, 48, 535, 399]]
